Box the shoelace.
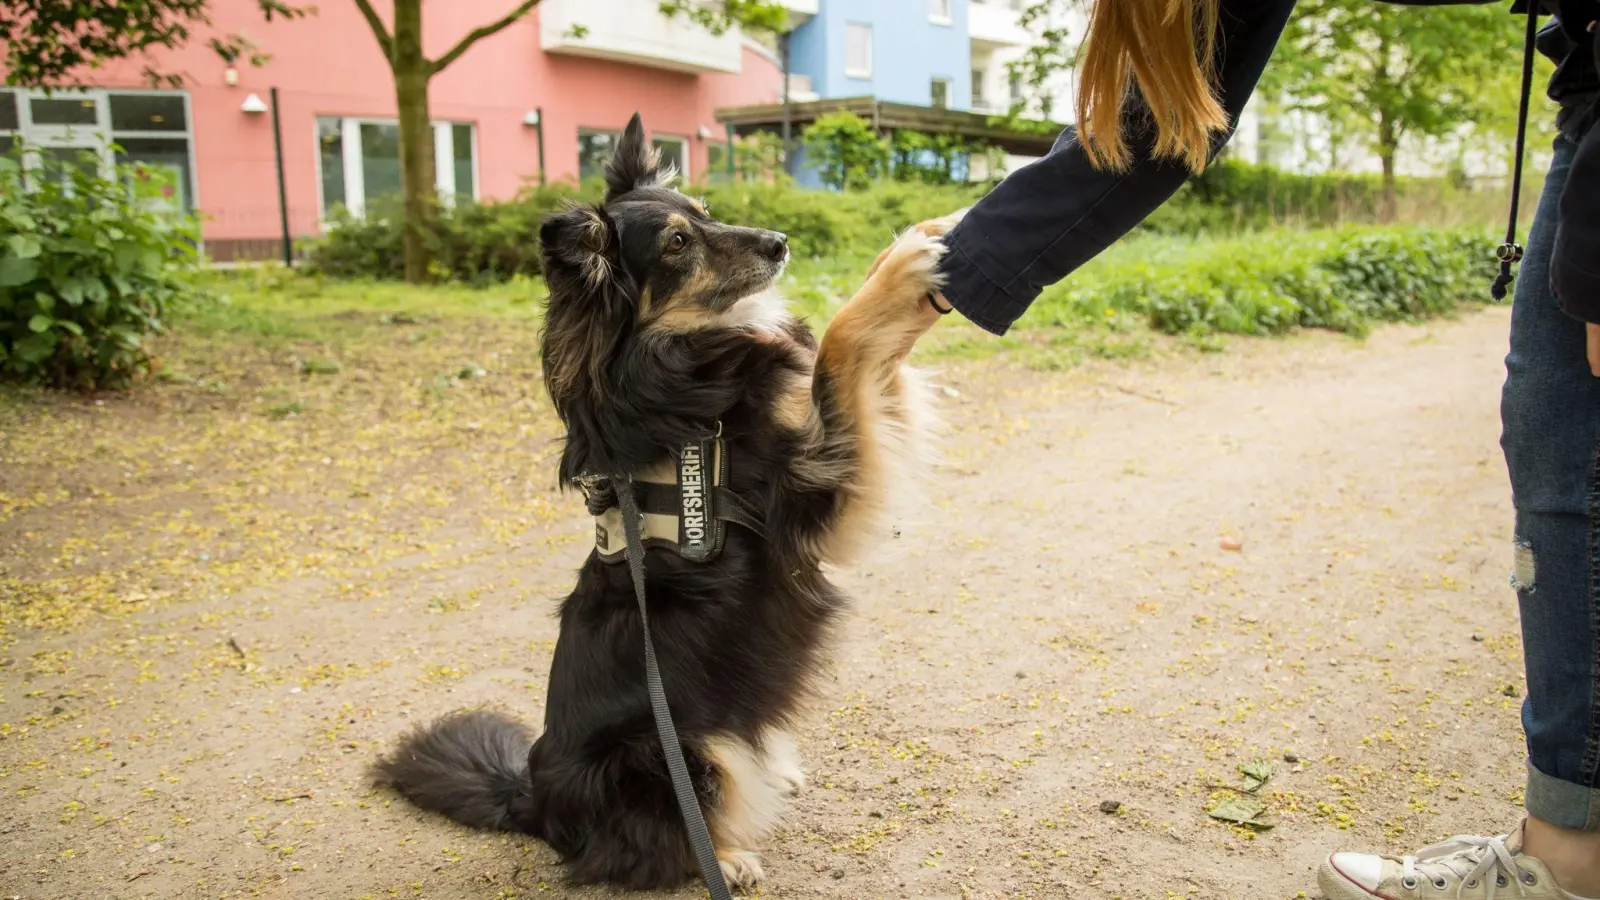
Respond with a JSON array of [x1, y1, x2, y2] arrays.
[[1398, 834, 1537, 899]]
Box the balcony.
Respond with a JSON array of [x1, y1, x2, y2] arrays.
[[540, 0, 744, 74], [781, 0, 818, 25], [968, 0, 1030, 50]]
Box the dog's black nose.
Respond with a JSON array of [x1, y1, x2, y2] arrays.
[[763, 232, 789, 261]]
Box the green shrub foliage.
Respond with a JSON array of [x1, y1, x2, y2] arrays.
[[0, 150, 199, 389]]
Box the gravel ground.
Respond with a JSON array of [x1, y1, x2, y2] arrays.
[[0, 306, 1529, 900]]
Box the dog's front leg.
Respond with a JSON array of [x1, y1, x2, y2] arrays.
[[794, 224, 951, 564]]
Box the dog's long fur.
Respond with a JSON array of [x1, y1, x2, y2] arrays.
[[371, 114, 955, 891]]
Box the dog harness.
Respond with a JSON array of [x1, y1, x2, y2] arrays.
[[569, 426, 763, 900], [574, 428, 765, 565]]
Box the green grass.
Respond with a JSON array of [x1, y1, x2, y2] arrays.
[[175, 223, 1493, 374], [179, 267, 548, 346]]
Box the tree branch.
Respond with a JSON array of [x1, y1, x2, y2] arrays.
[[351, 0, 395, 65], [430, 0, 541, 75]]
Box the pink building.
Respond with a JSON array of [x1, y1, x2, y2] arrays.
[[0, 0, 791, 260]]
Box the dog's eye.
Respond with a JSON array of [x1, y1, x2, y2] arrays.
[[666, 234, 687, 252]]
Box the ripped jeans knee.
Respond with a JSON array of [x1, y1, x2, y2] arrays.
[[1511, 537, 1537, 594]]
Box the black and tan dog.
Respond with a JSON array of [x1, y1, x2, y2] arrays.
[[372, 114, 957, 892]]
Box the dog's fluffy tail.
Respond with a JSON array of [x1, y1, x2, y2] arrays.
[[370, 709, 534, 832]]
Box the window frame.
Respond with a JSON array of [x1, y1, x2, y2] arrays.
[[844, 22, 873, 79], [930, 77, 952, 110], [313, 115, 480, 221], [577, 128, 622, 183], [652, 134, 691, 182], [0, 88, 199, 212]]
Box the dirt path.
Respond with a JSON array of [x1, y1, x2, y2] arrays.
[[1, 307, 1528, 900]]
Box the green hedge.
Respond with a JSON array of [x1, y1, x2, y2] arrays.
[[1145, 161, 1463, 233], [1032, 226, 1488, 338], [303, 179, 986, 284]]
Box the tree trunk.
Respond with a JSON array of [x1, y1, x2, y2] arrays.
[[392, 0, 435, 283], [1377, 113, 1397, 223]]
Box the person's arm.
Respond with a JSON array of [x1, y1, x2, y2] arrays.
[[939, 0, 1298, 335]]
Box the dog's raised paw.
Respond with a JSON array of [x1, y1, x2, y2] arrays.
[[717, 849, 765, 891]]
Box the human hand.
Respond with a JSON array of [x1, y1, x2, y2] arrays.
[[1587, 324, 1600, 377]]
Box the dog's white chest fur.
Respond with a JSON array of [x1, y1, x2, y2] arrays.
[[723, 289, 791, 334]]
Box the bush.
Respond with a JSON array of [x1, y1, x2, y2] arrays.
[[0, 151, 200, 389], [1037, 226, 1487, 338], [305, 180, 601, 285], [1144, 160, 1468, 233], [306, 178, 984, 282], [802, 112, 890, 191]]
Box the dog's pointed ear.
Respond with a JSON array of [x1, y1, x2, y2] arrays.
[[539, 204, 617, 287], [538, 204, 635, 419], [604, 113, 667, 201]]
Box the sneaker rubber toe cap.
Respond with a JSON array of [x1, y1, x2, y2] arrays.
[[1321, 852, 1385, 897]]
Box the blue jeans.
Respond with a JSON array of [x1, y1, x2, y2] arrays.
[[1501, 125, 1600, 833]]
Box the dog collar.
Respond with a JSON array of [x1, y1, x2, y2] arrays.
[[573, 428, 764, 565]]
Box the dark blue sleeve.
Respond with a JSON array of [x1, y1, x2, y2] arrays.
[[938, 0, 1300, 335], [1554, 112, 1600, 321]]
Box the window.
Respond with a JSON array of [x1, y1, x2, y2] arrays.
[[2, 90, 196, 210], [450, 124, 475, 201], [1009, 73, 1025, 105], [706, 142, 731, 182], [929, 0, 952, 23], [116, 138, 194, 211], [315, 116, 478, 218], [845, 23, 872, 78], [109, 94, 186, 132], [359, 122, 403, 208], [931, 78, 951, 109], [318, 118, 346, 212], [30, 96, 98, 126], [578, 130, 618, 181], [0, 91, 16, 158], [653, 136, 688, 180], [971, 69, 987, 109]]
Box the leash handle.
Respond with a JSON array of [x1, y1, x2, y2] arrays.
[[616, 477, 734, 900]]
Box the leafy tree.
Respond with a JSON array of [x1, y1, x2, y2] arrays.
[[1, 0, 309, 88], [351, 0, 787, 282], [888, 131, 1001, 186], [1264, 0, 1519, 218], [802, 112, 889, 191], [1005, 1, 1076, 121]]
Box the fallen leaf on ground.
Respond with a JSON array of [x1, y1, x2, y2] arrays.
[[1241, 758, 1275, 792], [1207, 796, 1273, 830]]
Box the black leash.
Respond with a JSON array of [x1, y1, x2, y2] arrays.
[[615, 476, 735, 900], [1492, 7, 1541, 301]]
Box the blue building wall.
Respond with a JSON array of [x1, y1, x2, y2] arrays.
[[789, 0, 971, 110]]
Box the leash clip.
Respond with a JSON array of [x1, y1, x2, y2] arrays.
[[572, 473, 610, 502], [1496, 242, 1524, 263]]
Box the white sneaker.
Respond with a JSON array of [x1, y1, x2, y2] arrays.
[[1318, 821, 1596, 900]]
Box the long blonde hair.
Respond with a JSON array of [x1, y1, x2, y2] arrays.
[[1075, 0, 1228, 172]]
